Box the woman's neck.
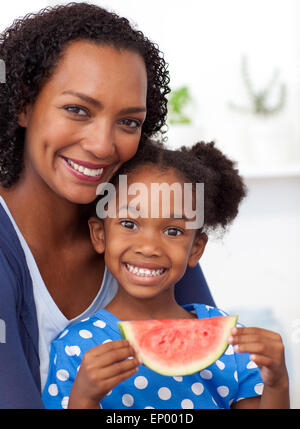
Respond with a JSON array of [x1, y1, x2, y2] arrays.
[[0, 175, 91, 251]]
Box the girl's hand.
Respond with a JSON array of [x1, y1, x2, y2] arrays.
[[228, 327, 289, 389], [68, 339, 140, 409]]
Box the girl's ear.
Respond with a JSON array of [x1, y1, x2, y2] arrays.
[[88, 216, 105, 254], [187, 232, 208, 267]]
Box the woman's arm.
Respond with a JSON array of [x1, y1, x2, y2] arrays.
[[0, 253, 44, 409], [175, 263, 215, 306]]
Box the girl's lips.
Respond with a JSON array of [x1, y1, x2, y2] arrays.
[[122, 262, 168, 284], [60, 156, 108, 183]]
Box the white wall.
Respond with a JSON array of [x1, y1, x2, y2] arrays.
[[2, 0, 300, 407]]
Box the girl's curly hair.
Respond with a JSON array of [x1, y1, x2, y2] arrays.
[[0, 2, 170, 187], [110, 139, 247, 234]]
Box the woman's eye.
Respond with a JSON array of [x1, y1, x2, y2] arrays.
[[119, 118, 142, 129], [120, 220, 137, 230], [64, 106, 88, 116], [164, 228, 182, 237]]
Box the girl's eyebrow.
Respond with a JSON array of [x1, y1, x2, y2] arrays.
[[61, 90, 146, 114]]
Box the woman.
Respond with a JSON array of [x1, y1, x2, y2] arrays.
[[0, 2, 214, 408]]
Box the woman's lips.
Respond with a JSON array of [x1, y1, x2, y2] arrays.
[[60, 156, 108, 183]]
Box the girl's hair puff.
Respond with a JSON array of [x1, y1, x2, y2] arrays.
[[110, 139, 247, 234], [0, 2, 170, 187]]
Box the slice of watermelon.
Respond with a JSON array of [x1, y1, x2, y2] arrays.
[[118, 315, 237, 376]]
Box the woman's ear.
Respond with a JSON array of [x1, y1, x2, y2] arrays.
[[88, 216, 105, 254], [187, 232, 208, 267], [18, 104, 32, 128]]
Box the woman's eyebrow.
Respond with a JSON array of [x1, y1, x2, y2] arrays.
[[61, 90, 146, 114]]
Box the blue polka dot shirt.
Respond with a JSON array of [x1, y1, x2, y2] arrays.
[[42, 304, 264, 409]]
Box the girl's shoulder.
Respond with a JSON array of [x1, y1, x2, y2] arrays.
[[184, 303, 238, 321]]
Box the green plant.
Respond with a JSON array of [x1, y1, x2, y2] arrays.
[[229, 56, 286, 116], [167, 86, 192, 124]]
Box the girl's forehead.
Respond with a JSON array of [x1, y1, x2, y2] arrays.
[[125, 165, 185, 186]]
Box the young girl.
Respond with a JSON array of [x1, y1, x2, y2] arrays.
[[42, 139, 289, 409]]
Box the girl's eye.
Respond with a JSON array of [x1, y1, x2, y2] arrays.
[[119, 118, 142, 130], [64, 105, 88, 116], [120, 220, 137, 230], [164, 228, 183, 237]]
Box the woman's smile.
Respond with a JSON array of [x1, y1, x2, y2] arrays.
[[60, 156, 108, 183]]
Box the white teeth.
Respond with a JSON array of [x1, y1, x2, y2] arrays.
[[126, 263, 165, 277], [67, 159, 103, 177]]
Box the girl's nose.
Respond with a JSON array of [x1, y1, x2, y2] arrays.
[[80, 121, 116, 160], [133, 235, 163, 258]]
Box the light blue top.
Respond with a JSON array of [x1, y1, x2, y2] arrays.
[[42, 303, 263, 409]]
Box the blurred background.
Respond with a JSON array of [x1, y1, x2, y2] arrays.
[[1, 0, 300, 408]]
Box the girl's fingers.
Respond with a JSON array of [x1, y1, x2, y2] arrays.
[[102, 367, 139, 394], [230, 327, 281, 341], [249, 354, 274, 369], [101, 357, 140, 380], [82, 340, 138, 369]]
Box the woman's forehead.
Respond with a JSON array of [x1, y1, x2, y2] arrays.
[[42, 40, 148, 105]]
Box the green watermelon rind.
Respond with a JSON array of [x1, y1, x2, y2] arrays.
[[118, 316, 238, 376]]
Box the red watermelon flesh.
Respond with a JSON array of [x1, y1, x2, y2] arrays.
[[118, 316, 237, 376]]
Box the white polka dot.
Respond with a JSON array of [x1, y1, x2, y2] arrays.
[[61, 396, 69, 409], [225, 345, 234, 355], [106, 390, 112, 396], [54, 354, 57, 365], [79, 329, 93, 339], [216, 360, 225, 370], [254, 383, 264, 395], [200, 369, 213, 379], [103, 339, 112, 344], [181, 399, 194, 409], [234, 370, 238, 382], [48, 384, 58, 396], [122, 394, 134, 407], [217, 385, 229, 397], [56, 369, 69, 381], [65, 345, 81, 356], [247, 360, 258, 369], [145, 406, 154, 409], [134, 376, 148, 389], [173, 376, 183, 382], [158, 387, 172, 400], [81, 317, 90, 322], [59, 329, 69, 339], [93, 319, 106, 328], [191, 382, 204, 395]]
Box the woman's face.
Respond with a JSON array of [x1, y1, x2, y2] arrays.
[[18, 40, 147, 204]]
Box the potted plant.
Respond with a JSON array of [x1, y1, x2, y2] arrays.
[[166, 86, 203, 149], [228, 56, 291, 166]]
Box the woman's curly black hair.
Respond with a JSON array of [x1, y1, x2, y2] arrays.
[[110, 139, 247, 234], [0, 2, 170, 187]]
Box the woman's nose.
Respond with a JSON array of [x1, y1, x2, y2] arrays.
[[80, 121, 116, 160]]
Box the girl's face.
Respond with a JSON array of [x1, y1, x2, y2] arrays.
[[18, 40, 147, 204], [89, 166, 207, 301]]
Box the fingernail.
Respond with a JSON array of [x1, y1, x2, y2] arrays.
[[234, 344, 239, 352], [231, 327, 237, 335], [228, 336, 233, 344]]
